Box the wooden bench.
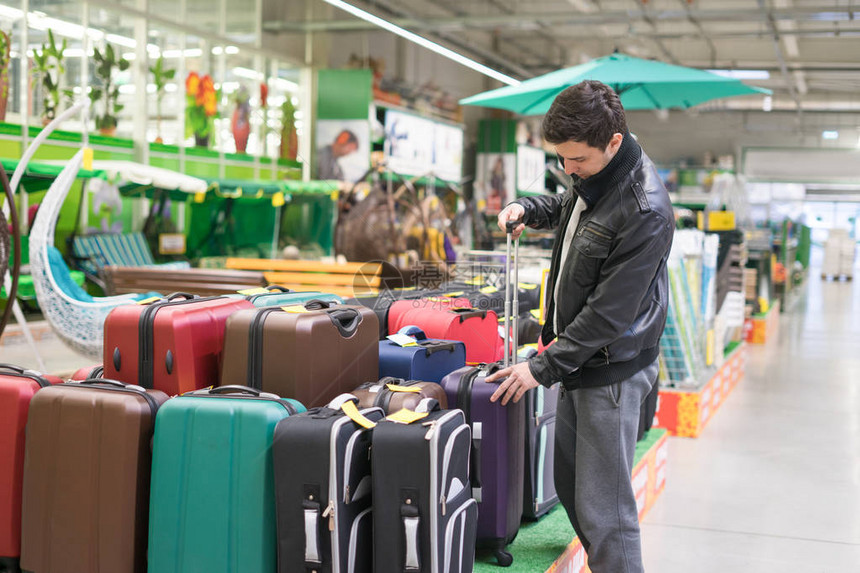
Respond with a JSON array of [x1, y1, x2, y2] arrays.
[[102, 266, 267, 297], [223, 258, 388, 298]]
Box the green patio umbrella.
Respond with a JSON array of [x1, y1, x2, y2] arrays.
[[460, 53, 771, 115]]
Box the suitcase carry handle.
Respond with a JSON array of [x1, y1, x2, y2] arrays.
[[397, 325, 427, 340], [78, 378, 134, 389], [265, 284, 293, 293], [419, 340, 458, 355], [0, 363, 26, 374], [327, 308, 362, 337], [206, 385, 265, 396], [449, 307, 487, 322], [305, 298, 335, 310], [164, 292, 198, 302]]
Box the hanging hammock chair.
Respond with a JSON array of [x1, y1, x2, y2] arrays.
[[15, 102, 158, 359]]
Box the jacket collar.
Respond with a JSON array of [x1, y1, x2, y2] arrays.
[[569, 132, 642, 209]]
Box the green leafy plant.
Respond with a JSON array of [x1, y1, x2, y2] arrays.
[[32, 29, 67, 123], [149, 54, 175, 141], [0, 30, 11, 120], [91, 43, 129, 132]]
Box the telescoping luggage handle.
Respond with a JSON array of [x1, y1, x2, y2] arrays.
[[505, 221, 520, 368]]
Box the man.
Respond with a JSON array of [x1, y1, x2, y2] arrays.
[[487, 80, 674, 573], [317, 129, 359, 180]]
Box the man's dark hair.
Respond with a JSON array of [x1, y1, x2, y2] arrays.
[[542, 80, 627, 149], [336, 130, 359, 146]]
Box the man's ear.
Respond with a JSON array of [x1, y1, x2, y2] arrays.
[[610, 132, 623, 152]]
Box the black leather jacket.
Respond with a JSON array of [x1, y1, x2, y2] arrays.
[[516, 137, 674, 390]]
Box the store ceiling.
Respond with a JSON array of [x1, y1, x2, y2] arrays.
[[265, 0, 860, 113]]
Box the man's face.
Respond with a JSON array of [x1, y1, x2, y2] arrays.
[[555, 133, 623, 180]]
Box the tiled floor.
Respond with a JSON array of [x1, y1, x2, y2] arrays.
[[641, 274, 860, 571]]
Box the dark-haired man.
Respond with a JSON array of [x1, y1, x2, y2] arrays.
[[487, 80, 674, 573], [317, 129, 359, 180]]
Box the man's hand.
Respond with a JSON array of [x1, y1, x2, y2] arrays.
[[497, 203, 526, 240], [486, 362, 539, 405]]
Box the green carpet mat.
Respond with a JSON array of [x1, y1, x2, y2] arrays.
[[473, 428, 667, 572]]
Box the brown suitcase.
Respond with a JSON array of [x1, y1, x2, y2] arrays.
[[19, 379, 168, 573], [220, 301, 379, 408], [352, 376, 448, 413]]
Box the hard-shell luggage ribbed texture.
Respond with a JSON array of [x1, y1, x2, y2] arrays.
[[103, 293, 253, 395], [0, 365, 61, 572], [220, 302, 378, 408], [147, 386, 305, 573], [20, 380, 168, 573], [371, 407, 478, 573]]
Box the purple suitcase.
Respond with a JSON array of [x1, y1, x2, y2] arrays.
[[438, 222, 525, 567], [440, 365, 524, 567]]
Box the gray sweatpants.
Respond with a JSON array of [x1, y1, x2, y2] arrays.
[[554, 359, 659, 573]]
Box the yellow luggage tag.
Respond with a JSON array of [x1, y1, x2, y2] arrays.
[[530, 308, 542, 320], [281, 305, 309, 313], [479, 286, 498, 294], [442, 291, 464, 297], [465, 276, 484, 286], [386, 408, 429, 424], [238, 287, 269, 295], [136, 296, 162, 305], [341, 400, 377, 429], [518, 282, 538, 290], [386, 384, 421, 393]]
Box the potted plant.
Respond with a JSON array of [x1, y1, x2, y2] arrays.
[[91, 43, 129, 136], [0, 29, 10, 122], [149, 54, 175, 143], [230, 84, 250, 153], [185, 71, 217, 147], [32, 29, 66, 125], [279, 97, 298, 160]]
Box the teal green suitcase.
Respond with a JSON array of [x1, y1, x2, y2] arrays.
[[237, 285, 344, 308], [147, 386, 306, 573]]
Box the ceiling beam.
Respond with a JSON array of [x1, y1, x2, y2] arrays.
[[264, 5, 860, 33], [756, 0, 802, 118]]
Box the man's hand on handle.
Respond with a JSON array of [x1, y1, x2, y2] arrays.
[[497, 204, 526, 240], [486, 362, 540, 405]]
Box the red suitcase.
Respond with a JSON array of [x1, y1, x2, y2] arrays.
[[0, 364, 61, 572], [103, 293, 252, 395], [69, 364, 104, 381], [388, 297, 503, 364]]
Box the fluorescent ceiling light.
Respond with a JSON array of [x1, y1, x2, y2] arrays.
[[707, 69, 771, 80], [320, 0, 521, 86], [822, 130, 839, 140], [233, 67, 299, 92]]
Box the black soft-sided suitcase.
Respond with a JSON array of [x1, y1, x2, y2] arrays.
[[372, 400, 478, 573], [272, 394, 384, 573], [638, 379, 659, 441]]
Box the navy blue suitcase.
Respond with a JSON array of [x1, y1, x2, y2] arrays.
[[378, 326, 466, 383]]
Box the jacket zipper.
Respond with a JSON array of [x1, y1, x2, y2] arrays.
[[578, 224, 612, 241], [603, 347, 610, 365]]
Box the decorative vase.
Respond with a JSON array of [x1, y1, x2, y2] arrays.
[[231, 106, 250, 154], [98, 126, 116, 137], [194, 133, 209, 148], [279, 126, 298, 161]]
